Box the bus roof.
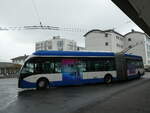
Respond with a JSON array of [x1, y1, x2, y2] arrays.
[[32, 51, 142, 59], [33, 51, 115, 57]]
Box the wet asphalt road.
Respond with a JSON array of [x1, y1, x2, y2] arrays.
[[0, 73, 150, 113]]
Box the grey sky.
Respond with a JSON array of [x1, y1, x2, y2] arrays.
[[0, 0, 143, 62]]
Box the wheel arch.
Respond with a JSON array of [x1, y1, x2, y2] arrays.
[[104, 73, 113, 78], [36, 77, 49, 85]]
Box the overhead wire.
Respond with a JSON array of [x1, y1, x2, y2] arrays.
[[31, 0, 43, 26], [0, 0, 88, 33]]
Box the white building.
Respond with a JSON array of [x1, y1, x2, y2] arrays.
[[84, 29, 150, 66], [84, 29, 124, 52], [11, 55, 28, 65], [36, 36, 78, 51], [124, 30, 150, 66], [0, 62, 21, 77]]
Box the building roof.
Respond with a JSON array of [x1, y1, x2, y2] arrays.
[[104, 29, 124, 37], [11, 55, 28, 61], [84, 29, 105, 37], [112, 0, 150, 36], [36, 36, 76, 44], [84, 29, 124, 37], [0, 62, 21, 68], [124, 31, 148, 37]]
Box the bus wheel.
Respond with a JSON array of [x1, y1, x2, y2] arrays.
[[104, 75, 112, 84], [37, 78, 49, 90]]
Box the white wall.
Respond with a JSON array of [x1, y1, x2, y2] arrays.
[[85, 31, 124, 52], [145, 37, 150, 65], [124, 32, 147, 65], [108, 32, 124, 52], [35, 37, 77, 51], [85, 32, 112, 52]]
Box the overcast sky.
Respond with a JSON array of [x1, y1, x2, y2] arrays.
[[0, 0, 143, 62]]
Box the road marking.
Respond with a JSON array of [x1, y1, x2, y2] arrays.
[[0, 95, 18, 111]]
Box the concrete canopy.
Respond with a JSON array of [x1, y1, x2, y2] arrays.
[[112, 0, 150, 36]]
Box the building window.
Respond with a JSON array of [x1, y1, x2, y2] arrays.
[[128, 38, 131, 41], [116, 43, 123, 48], [67, 42, 74, 50], [105, 33, 108, 37], [128, 45, 132, 48], [57, 41, 63, 47], [116, 36, 123, 41], [148, 60, 150, 64], [48, 45, 52, 49], [105, 42, 108, 46], [68, 45, 73, 50], [116, 36, 119, 40], [147, 51, 150, 58], [147, 45, 149, 51]]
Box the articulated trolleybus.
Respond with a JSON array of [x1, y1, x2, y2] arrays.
[[18, 51, 144, 89]]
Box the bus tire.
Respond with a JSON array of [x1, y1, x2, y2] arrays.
[[37, 78, 49, 90], [104, 74, 112, 84]]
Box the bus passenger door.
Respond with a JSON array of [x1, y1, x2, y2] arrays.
[[115, 54, 128, 80]]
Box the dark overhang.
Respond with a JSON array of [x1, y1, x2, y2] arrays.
[[112, 0, 150, 36]]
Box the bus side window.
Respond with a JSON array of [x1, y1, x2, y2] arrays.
[[86, 60, 95, 72], [54, 62, 61, 73], [136, 60, 143, 68], [135, 61, 139, 68], [77, 61, 87, 72], [140, 61, 144, 68], [34, 63, 42, 74], [42, 61, 54, 73], [94, 61, 103, 71], [104, 59, 115, 71]]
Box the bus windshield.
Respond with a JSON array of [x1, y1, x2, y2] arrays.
[[20, 61, 40, 75], [20, 58, 61, 76]]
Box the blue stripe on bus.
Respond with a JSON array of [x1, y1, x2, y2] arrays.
[[33, 51, 115, 57], [20, 77, 117, 88], [19, 74, 143, 88], [20, 80, 36, 88], [50, 79, 105, 86], [128, 74, 140, 79], [125, 54, 142, 59]]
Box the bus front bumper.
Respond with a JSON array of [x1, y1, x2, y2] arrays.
[[18, 78, 36, 88]]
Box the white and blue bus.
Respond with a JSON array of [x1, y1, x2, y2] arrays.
[[18, 51, 144, 89]]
